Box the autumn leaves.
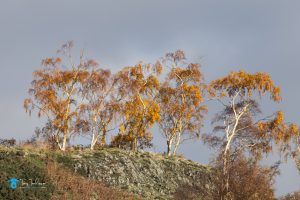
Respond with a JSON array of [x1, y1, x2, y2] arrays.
[[205, 70, 299, 198], [23, 43, 300, 165], [22, 43, 300, 199], [110, 63, 162, 151], [157, 53, 206, 156]]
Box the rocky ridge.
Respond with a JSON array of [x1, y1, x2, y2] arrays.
[[58, 148, 215, 199]]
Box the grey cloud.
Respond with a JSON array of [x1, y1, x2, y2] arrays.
[[0, 0, 300, 196]]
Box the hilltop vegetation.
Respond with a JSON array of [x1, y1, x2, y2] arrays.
[[0, 147, 139, 200], [0, 147, 54, 199], [0, 146, 216, 199], [1, 145, 300, 199], [16, 42, 300, 199]]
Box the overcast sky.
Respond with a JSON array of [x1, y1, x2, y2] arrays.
[[1, 0, 300, 197]]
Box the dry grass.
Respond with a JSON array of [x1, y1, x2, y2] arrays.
[[45, 160, 140, 200]]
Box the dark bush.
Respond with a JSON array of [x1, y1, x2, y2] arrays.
[[280, 190, 300, 200], [0, 138, 16, 147], [211, 153, 278, 200]]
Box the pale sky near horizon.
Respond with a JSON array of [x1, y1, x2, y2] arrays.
[[1, 0, 300, 197]]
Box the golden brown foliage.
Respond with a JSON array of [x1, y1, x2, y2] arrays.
[[210, 70, 281, 102], [204, 70, 297, 199], [206, 70, 291, 159], [157, 50, 207, 156], [24, 42, 97, 151], [77, 68, 118, 149], [111, 63, 161, 151]]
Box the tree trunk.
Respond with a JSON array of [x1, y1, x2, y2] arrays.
[[61, 134, 68, 151], [173, 132, 181, 156], [131, 137, 138, 152], [222, 150, 230, 200], [90, 132, 96, 150], [100, 133, 106, 146], [54, 132, 63, 150], [223, 128, 237, 200], [90, 144, 95, 150], [167, 139, 173, 156], [90, 118, 97, 150]]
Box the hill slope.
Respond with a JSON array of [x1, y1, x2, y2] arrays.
[[56, 148, 215, 199], [0, 147, 215, 199], [0, 147, 139, 200]]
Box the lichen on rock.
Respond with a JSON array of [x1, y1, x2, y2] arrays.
[[59, 148, 215, 199]]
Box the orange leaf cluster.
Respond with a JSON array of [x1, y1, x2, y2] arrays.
[[210, 70, 282, 102]]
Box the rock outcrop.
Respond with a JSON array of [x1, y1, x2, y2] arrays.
[[59, 148, 215, 199]]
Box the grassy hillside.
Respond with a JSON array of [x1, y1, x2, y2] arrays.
[[0, 147, 140, 200], [0, 147, 54, 199], [0, 147, 214, 200]]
